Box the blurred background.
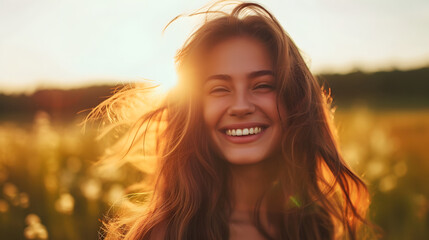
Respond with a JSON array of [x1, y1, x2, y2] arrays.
[[1, 0, 428, 239]]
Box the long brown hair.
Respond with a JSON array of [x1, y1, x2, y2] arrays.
[[89, 1, 374, 239]]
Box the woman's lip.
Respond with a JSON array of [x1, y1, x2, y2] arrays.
[[221, 127, 266, 144]]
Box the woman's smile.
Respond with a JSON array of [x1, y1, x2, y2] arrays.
[[218, 123, 268, 144]]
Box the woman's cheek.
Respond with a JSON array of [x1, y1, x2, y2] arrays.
[[203, 97, 228, 127], [254, 93, 277, 111]]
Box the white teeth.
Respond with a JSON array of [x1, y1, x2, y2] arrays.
[[242, 128, 249, 135], [225, 127, 264, 136]]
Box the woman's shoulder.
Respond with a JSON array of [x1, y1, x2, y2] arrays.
[[149, 222, 167, 240]]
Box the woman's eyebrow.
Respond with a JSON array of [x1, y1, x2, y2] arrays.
[[205, 70, 273, 82], [248, 70, 274, 79], [206, 74, 232, 82]]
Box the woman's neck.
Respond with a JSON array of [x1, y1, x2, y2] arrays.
[[227, 159, 279, 239], [228, 159, 278, 214]]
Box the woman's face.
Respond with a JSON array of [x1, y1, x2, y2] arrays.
[[202, 36, 285, 165]]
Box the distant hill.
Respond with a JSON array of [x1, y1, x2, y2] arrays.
[[0, 67, 428, 122], [318, 67, 429, 109], [0, 85, 116, 122]]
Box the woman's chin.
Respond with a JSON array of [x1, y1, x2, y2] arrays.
[[223, 153, 268, 166]]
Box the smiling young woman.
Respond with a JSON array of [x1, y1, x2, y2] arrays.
[[89, 1, 375, 240]]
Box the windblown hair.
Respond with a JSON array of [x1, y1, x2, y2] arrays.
[[89, 1, 374, 239]]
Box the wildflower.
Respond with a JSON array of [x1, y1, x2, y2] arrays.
[[80, 178, 102, 200], [0, 199, 9, 213], [24, 213, 49, 239], [55, 193, 75, 214]]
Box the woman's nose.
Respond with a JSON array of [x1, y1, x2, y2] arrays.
[[227, 90, 255, 117]]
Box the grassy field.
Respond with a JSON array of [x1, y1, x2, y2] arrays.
[[335, 107, 429, 239], [0, 107, 428, 239]]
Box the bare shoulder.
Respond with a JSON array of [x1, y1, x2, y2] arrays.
[[149, 222, 167, 240]]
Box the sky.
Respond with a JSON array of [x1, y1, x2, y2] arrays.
[[1, 0, 429, 94]]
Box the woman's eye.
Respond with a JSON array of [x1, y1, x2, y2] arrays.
[[210, 87, 229, 95], [254, 84, 274, 90]]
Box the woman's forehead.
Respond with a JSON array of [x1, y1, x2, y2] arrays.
[[203, 36, 273, 76]]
